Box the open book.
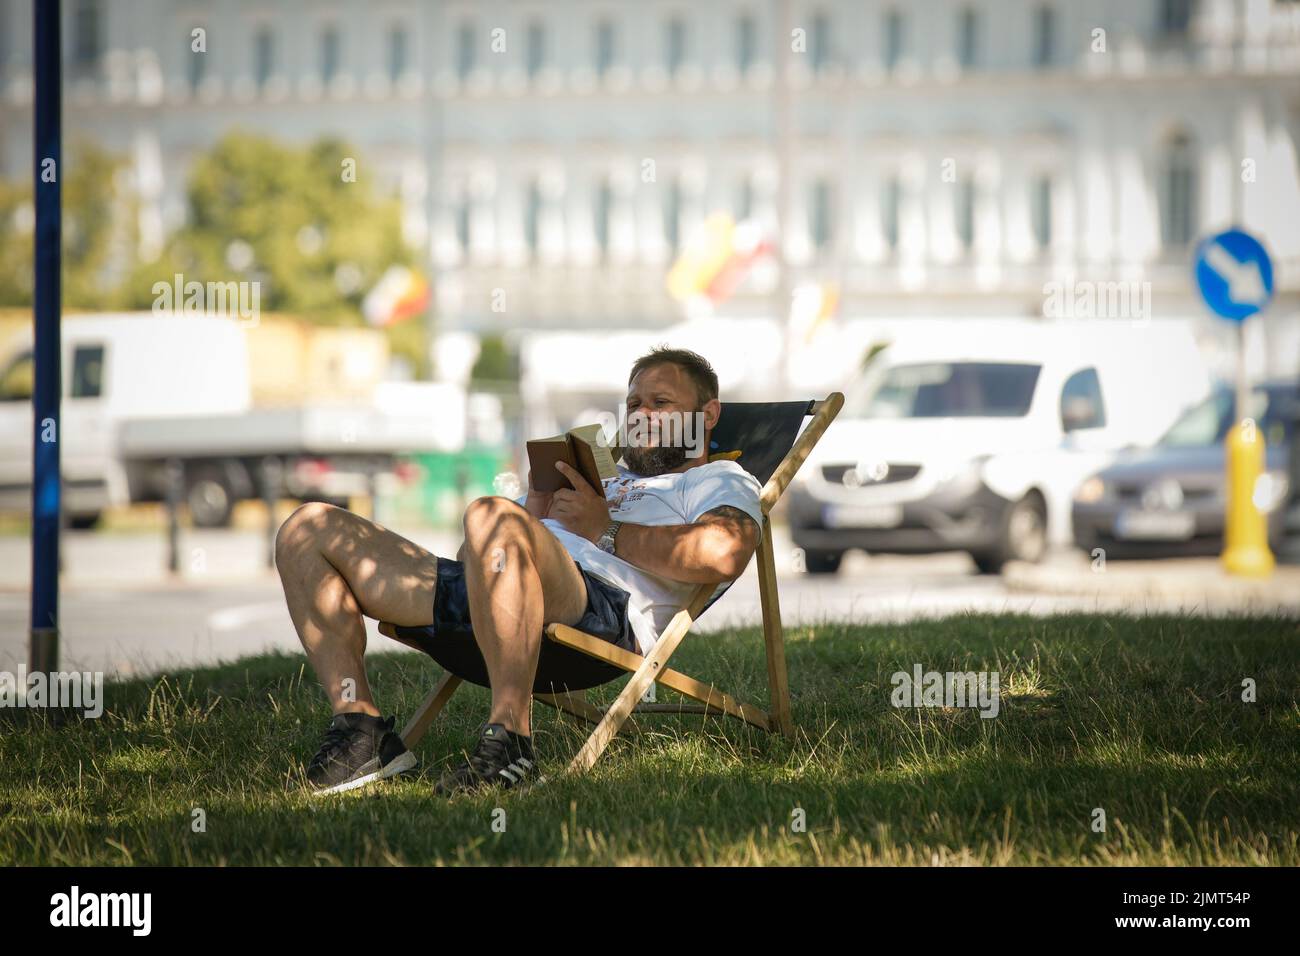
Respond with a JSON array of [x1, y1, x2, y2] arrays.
[[526, 423, 620, 494]]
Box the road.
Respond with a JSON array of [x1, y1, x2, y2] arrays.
[[2, 526, 1294, 677]]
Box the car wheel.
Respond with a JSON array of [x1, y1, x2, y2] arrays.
[[971, 493, 1048, 574], [802, 549, 843, 575], [187, 466, 234, 528], [1005, 493, 1049, 563], [67, 512, 102, 531]]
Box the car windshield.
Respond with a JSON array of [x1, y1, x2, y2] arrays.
[[850, 362, 1041, 419], [1159, 387, 1296, 447]]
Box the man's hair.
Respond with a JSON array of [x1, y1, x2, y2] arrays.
[[628, 346, 719, 407]]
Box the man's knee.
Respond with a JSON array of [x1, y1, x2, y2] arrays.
[[275, 501, 340, 569], [461, 496, 537, 561]]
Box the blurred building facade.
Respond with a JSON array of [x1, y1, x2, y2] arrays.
[[1, 0, 1298, 340]]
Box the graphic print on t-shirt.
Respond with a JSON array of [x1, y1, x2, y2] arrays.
[[605, 476, 659, 517]]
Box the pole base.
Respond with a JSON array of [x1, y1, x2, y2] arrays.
[[1221, 548, 1276, 578], [30, 626, 59, 673]]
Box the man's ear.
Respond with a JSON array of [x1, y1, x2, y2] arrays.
[[701, 398, 721, 431]]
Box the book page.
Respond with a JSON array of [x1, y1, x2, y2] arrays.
[[568, 423, 618, 480]]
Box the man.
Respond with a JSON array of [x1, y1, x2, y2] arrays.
[[276, 347, 763, 796]]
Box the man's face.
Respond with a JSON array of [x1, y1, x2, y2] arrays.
[[622, 363, 707, 476]]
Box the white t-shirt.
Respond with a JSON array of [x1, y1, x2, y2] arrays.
[[520, 460, 764, 654]]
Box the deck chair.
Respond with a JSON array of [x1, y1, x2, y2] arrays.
[[379, 391, 843, 774]]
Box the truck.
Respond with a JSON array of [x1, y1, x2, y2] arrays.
[[0, 313, 464, 527], [786, 319, 1212, 574]]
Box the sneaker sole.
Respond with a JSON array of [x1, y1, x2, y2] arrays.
[[310, 749, 419, 797]]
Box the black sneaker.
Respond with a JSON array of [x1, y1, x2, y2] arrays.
[[434, 722, 539, 797], [306, 713, 418, 795]]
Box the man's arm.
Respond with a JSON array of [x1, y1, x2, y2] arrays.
[[613, 505, 759, 584], [548, 461, 758, 584]]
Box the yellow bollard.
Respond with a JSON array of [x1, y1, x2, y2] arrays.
[[1221, 420, 1275, 577]]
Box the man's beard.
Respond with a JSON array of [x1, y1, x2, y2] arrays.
[[623, 441, 690, 477]]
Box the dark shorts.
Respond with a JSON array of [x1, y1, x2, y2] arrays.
[[390, 556, 638, 693]]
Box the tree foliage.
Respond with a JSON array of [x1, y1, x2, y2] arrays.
[[0, 140, 134, 309], [124, 132, 413, 328]]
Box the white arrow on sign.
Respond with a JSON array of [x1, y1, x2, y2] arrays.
[[1203, 241, 1268, 306]]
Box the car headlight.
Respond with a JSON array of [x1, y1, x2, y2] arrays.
[[1253, 471, 1290, 512], [1075, 476, 1106, 504]]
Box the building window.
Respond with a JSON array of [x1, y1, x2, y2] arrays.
[[593, 179, 612, 258], [810, 11, 831, 73], [881, 176, 901, 253], [810, 178, 833, 253], [1033, 5, 1056, 68], [320, 25, 340, 85], [1031, 176, 1052, 251], [956, 178, 975, 252], [737, 176, 754, 222], [526, 20, 546, 79], [523, 180, 542, 258], [454, 195, 471, 253], [388, 25, 408, 82], [188, 29, 206, 92], [957, 7, 980, 70], [253, 26, 274, 92], [1160, 132, 1197, 249], [736, 12, 756, 74], [456, 22, 476, 80], [665, 17, 687, 77], [883, 10, 905, 72], [595, 19, 615, 77], [664, 178, 681, 252], [1158, 0, 1194, 37], [73, 0, 102, 73]]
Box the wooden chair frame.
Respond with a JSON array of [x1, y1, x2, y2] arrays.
[[382, 392, 843, 775]]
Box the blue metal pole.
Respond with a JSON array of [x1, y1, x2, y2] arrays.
[[30, 0, 61, 674]]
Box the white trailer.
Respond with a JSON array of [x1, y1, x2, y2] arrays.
[[0, 314, 463, 527]]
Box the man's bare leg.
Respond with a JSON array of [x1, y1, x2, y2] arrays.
[[459, 496, 589, 737], [275, 502, 440, 716]]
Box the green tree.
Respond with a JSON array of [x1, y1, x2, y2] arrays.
[[123, 132, 428, 372], [126, 132, 413, 325], [470, 334, 519, 387], [0, 141, 136, 308]]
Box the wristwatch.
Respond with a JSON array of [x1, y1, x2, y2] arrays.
[[595, 520, 622, 555]]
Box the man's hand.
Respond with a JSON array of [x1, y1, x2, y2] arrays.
[[548, 461, 611, 542], [523, 470, 553, 521]]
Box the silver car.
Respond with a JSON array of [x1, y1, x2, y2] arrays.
[[1072, 383, 1297, 558]]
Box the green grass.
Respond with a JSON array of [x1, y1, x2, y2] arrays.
[[2, 615, 1297, 866]]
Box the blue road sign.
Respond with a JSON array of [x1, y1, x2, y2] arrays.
[[1194, 229, 1274, 323]]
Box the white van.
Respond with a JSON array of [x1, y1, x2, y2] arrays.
[[787, 319, 1211, 573]]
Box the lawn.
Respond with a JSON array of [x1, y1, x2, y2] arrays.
[[2, 614, 1297, 866]]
